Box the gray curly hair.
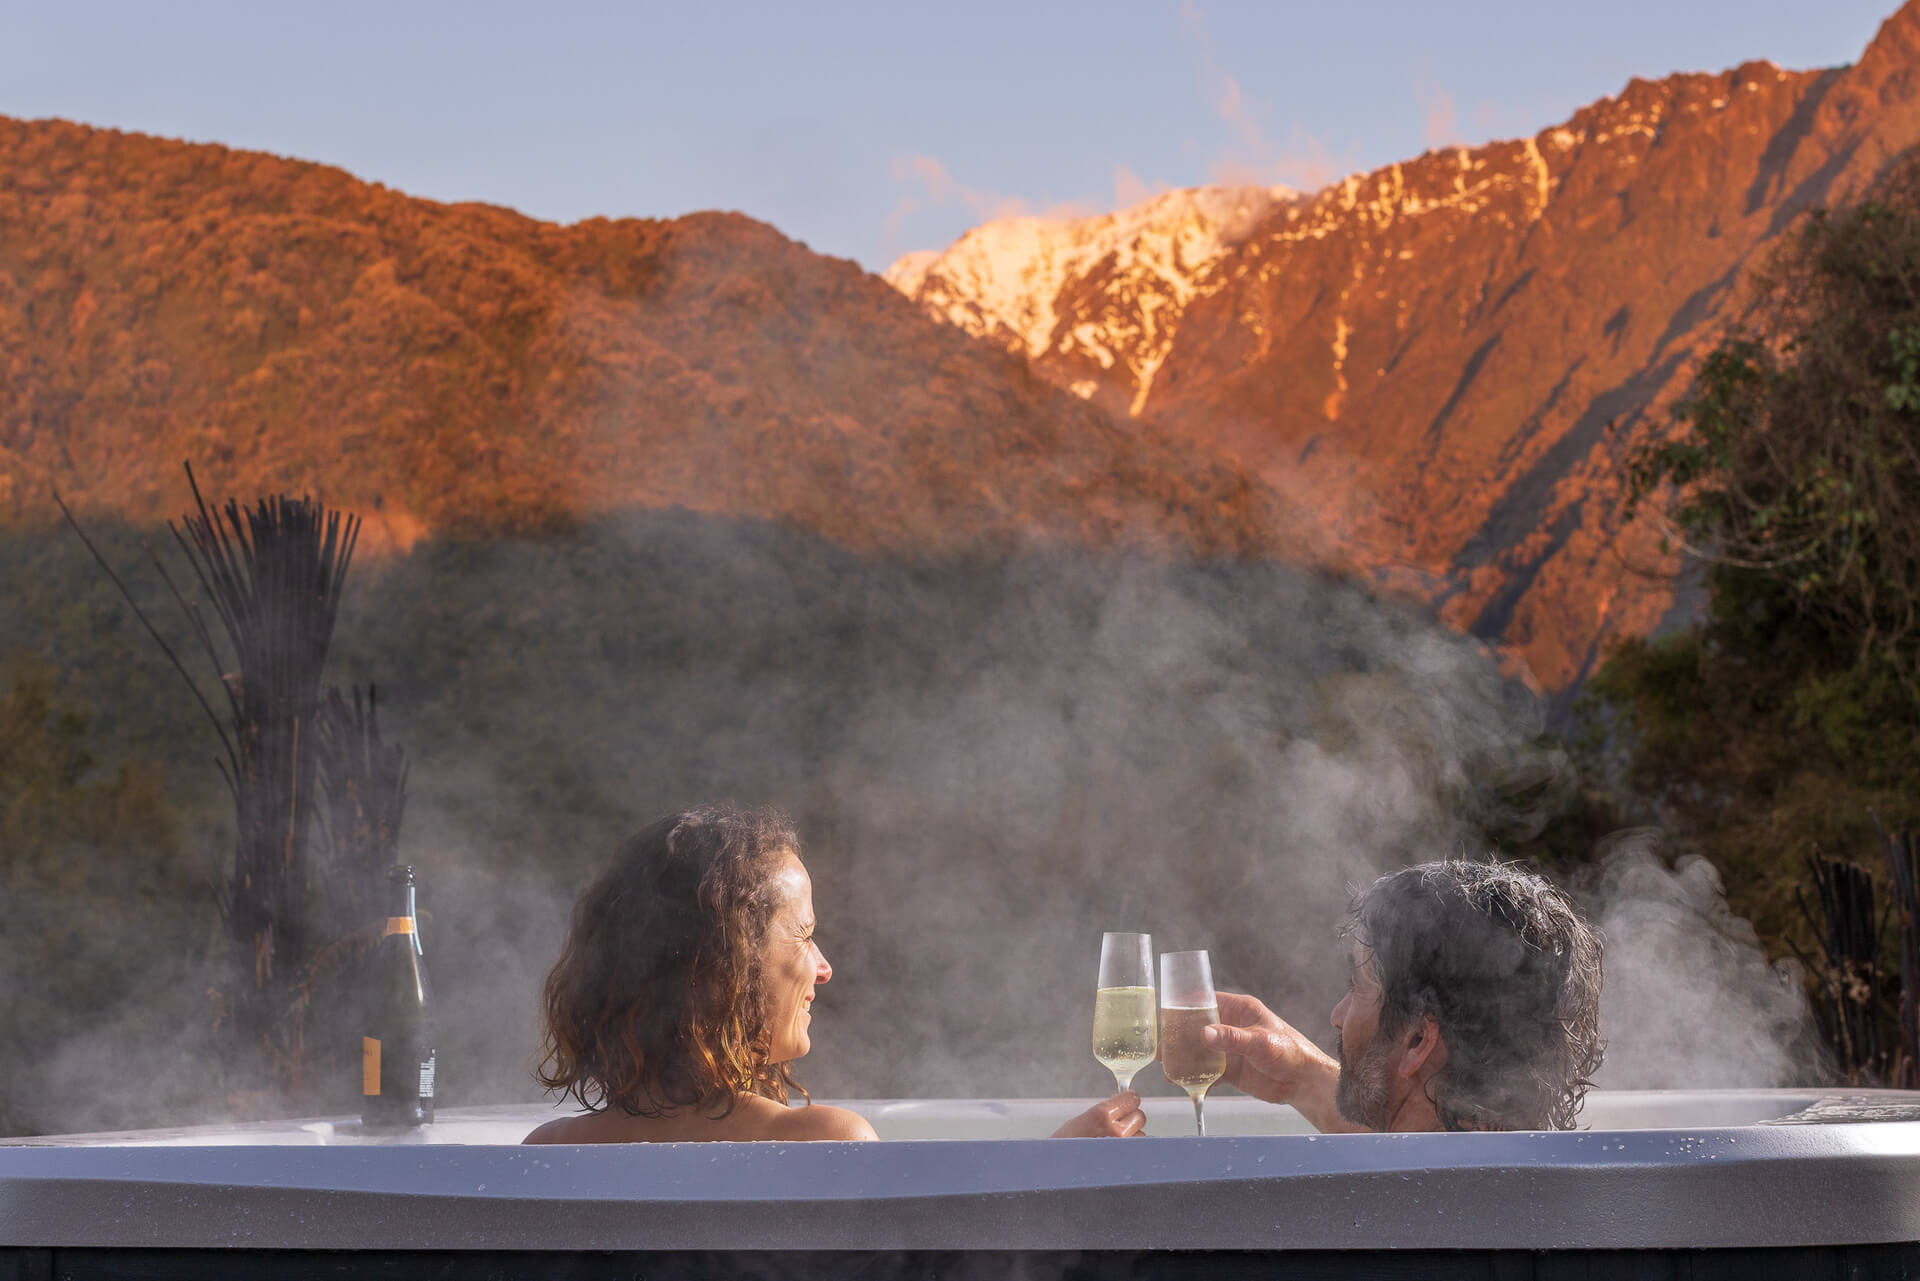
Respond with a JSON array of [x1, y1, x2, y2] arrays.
[[1347, 859, 1605, 1131]]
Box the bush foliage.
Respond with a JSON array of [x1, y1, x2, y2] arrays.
[[1591, 155, 1920, 1070]]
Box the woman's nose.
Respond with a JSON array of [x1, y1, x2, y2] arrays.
[[814, 947, 832, 984]]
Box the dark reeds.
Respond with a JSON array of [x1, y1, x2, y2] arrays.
[[297, 684, 410, 1094], [59, 464, 363, 1099], [1796, 853, 1885, 1085], [1874, 814, 1920, 1089], [314, 684, 409, 943]]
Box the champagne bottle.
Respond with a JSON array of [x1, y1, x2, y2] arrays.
[[361, 864, 436, 1128]]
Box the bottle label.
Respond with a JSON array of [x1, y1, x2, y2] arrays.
[[363, 1037, 380, 1095], [384, 917, 415, 936], [419, 1056, 436, 1099]]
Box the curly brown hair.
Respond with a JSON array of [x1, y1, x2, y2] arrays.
[[1347, 859, 1605, 1131], [536, 805, 806, 1117]]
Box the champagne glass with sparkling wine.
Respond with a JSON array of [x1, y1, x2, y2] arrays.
[[1159, 949, 1225, 1136], [1093, 932, 1156, 1093]]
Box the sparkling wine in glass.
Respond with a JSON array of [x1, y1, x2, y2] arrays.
[[1093, 932, 1156, 1092], [1160, 949, 1225, 1136]]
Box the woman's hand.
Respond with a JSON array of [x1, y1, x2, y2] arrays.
[[1051, 1090, 1145, 1137]]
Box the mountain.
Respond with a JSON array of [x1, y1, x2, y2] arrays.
[[0, 117, 1290, 559], [16, 8, 1920, 694], [890, 3, 1920, 690]]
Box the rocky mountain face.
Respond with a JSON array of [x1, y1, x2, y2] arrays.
[[891, 2, 1920, 690], [0, 119, 1289, 559]]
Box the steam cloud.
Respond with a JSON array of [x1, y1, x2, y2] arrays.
[[10, 511, 1825, 1133], [1584, 835, 1826, 1090]]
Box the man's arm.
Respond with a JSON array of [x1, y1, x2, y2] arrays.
[[1204, 991, 1367, 1134]]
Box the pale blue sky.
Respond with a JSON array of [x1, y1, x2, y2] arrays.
[[0, 1, 1899, 270]]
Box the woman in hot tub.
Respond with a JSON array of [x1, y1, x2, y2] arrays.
[[524, 804, 1141, 1143]]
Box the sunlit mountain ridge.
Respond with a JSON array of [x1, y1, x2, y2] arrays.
[[890, 1, 1920, 688]]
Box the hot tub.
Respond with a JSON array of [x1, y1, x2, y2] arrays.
[[4, 1090, 1919, 1278]]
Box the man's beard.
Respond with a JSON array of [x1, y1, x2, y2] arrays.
[[1334, 1030, 1396, 1130]]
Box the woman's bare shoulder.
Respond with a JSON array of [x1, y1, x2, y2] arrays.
[[522, 1101, 874, 1143], [521, 1115, 582, 1144], [768, 1103, 877, 1142], [523, 1112, 632, 1144]]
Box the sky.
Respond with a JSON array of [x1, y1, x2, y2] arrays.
[[0, 1, 1902, 272]]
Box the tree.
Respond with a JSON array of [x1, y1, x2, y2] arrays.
[[1592, 152, 1920, 1073], [1626, 156, 1920, 693], [59, 469, 398, 1105]]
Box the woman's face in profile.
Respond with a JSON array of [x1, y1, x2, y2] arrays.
[[763, 852, 831, 1062]]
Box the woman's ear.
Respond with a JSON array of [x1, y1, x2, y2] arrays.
[[1394, 1013, 1446, 1080]]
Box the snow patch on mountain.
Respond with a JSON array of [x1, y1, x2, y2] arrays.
[[884, 185, 1292, 412]]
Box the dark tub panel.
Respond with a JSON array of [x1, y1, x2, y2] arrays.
[[8, 1246, 1920, 1281]]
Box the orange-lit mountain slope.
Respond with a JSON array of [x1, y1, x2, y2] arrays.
[[0, 117, 1289, 560], [892, 4, 1920, 687]]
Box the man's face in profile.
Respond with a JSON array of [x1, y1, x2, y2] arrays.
[[1332, 944, 1395, 1130]]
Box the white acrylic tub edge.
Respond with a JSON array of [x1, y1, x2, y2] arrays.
[[0, 1087, 1850, 1147], [4, 1090, 1919, 1252]]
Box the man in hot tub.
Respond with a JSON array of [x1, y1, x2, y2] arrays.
[[1205, 859, 1604, 1132]]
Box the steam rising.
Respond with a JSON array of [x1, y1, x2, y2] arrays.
[[1586, 835, 1826, 1089], [8, 511, 1826, 1133]]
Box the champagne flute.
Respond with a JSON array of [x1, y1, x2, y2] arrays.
[[1093, 932, 1156, 1092], [1159, 949, 1225, 1136]]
